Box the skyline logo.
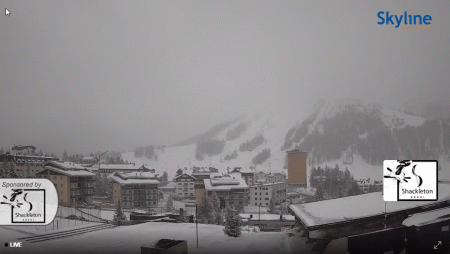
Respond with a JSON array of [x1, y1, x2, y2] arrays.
[[378, 11, 432, 29], [383, 160, 438, 201]]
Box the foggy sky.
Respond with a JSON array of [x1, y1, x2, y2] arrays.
[[1, 0, 449, 156]]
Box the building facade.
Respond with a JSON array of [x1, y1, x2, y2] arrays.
[[204, 175, 249, 212], [36, 161, 96, 206], [174, 173, 196, 199], [287, 150, 307, 188], [193, 170, 214, 204], [357, 179, 383, 193], [250, 182, 288, 207], [110, 172, 160, 208], [0, 153, 59, 177]]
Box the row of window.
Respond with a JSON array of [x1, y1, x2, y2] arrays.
[[255, 197, 270, 200], [123, 201, 157, 206], [123, 195, 158, 200], [178, 193, 194, 196], [177, 179, 193, 182], [70, 189, 93, 195], [122, 189, 157, 194]]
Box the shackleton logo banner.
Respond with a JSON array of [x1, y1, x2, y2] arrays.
[[383, 160, 438, 201]]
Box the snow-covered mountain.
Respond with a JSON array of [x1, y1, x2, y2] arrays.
[[122, 99, 450, 181]]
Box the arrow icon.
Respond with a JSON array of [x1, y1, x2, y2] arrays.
[[434, 241, 442, 250], [5, 8, 10, 16]]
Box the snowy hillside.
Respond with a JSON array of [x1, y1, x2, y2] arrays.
[[122, 99, 450, 182], [122, 112, 298, 179]]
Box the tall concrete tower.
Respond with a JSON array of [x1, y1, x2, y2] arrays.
[[287, 150, 307, 188]]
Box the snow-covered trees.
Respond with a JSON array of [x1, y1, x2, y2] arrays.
[[25, 163, 32, 178], [224, 205, 242, 237], [113, 201, 127, 226], [315, 185, 324, 201], [161, 171, 169, 182], [279, 202, 289, 215], [9, 162, 18, 178], [62, 150, 68, 161], [177, 209, 190, 223], [198, 195, 214, 224], [0, 157, 8, 178], [209, 192, 224, 225], [267, 198, 277, 214], [165, 195, 175, 213]]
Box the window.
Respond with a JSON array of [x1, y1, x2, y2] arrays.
[[53, 176, 57, 180], [255, 198, 257, 200], [61, 199, 63, 202], [61, 184, 63, 187], [61, 176, 63, 180], [255, 203, 257, 205]]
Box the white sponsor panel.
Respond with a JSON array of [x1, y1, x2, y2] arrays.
[[383, 160, 438, 201], [0, 178, 58, 225]]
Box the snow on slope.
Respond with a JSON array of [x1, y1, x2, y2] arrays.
[[122, 112, 297, 180], [312, 154, 383, 181], [381, 108, 426, 128]]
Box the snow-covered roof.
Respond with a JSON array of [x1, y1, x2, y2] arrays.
[[204, 177, 248, 191], [173, 173, 197, 181], [250, 182, 286, 188], [160, 182, 176, 189], [240, 214, 296, 221], [402, 206, 450, 227], [110, 171, 159, 185], [82, 156, 95, 160], [40, 166, 96, 177], [92, 164, 140, 170], [44, 161, 88, 170], [290, 182, 450, 228]]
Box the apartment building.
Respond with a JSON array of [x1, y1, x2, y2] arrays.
[[110, 172, 160, 208], [249, 182, 288, 207], [174, 173, 196, 199], [0, 153, 59, 177], [230, 168, 255, 186], [253, 171, 286, 184], [357, 179, 383, 193], [204, 175, 249, 212], [36, 161, 96, 206], [193, 170, 215, 204]]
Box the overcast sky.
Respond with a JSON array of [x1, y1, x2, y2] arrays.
[[1, 1, 449, 155]]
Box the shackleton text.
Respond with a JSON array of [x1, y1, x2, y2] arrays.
[[401, 188, 433, 195]]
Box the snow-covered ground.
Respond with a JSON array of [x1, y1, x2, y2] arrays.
[[0, 222, 315, 254], [0, 218, 101, 236]]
